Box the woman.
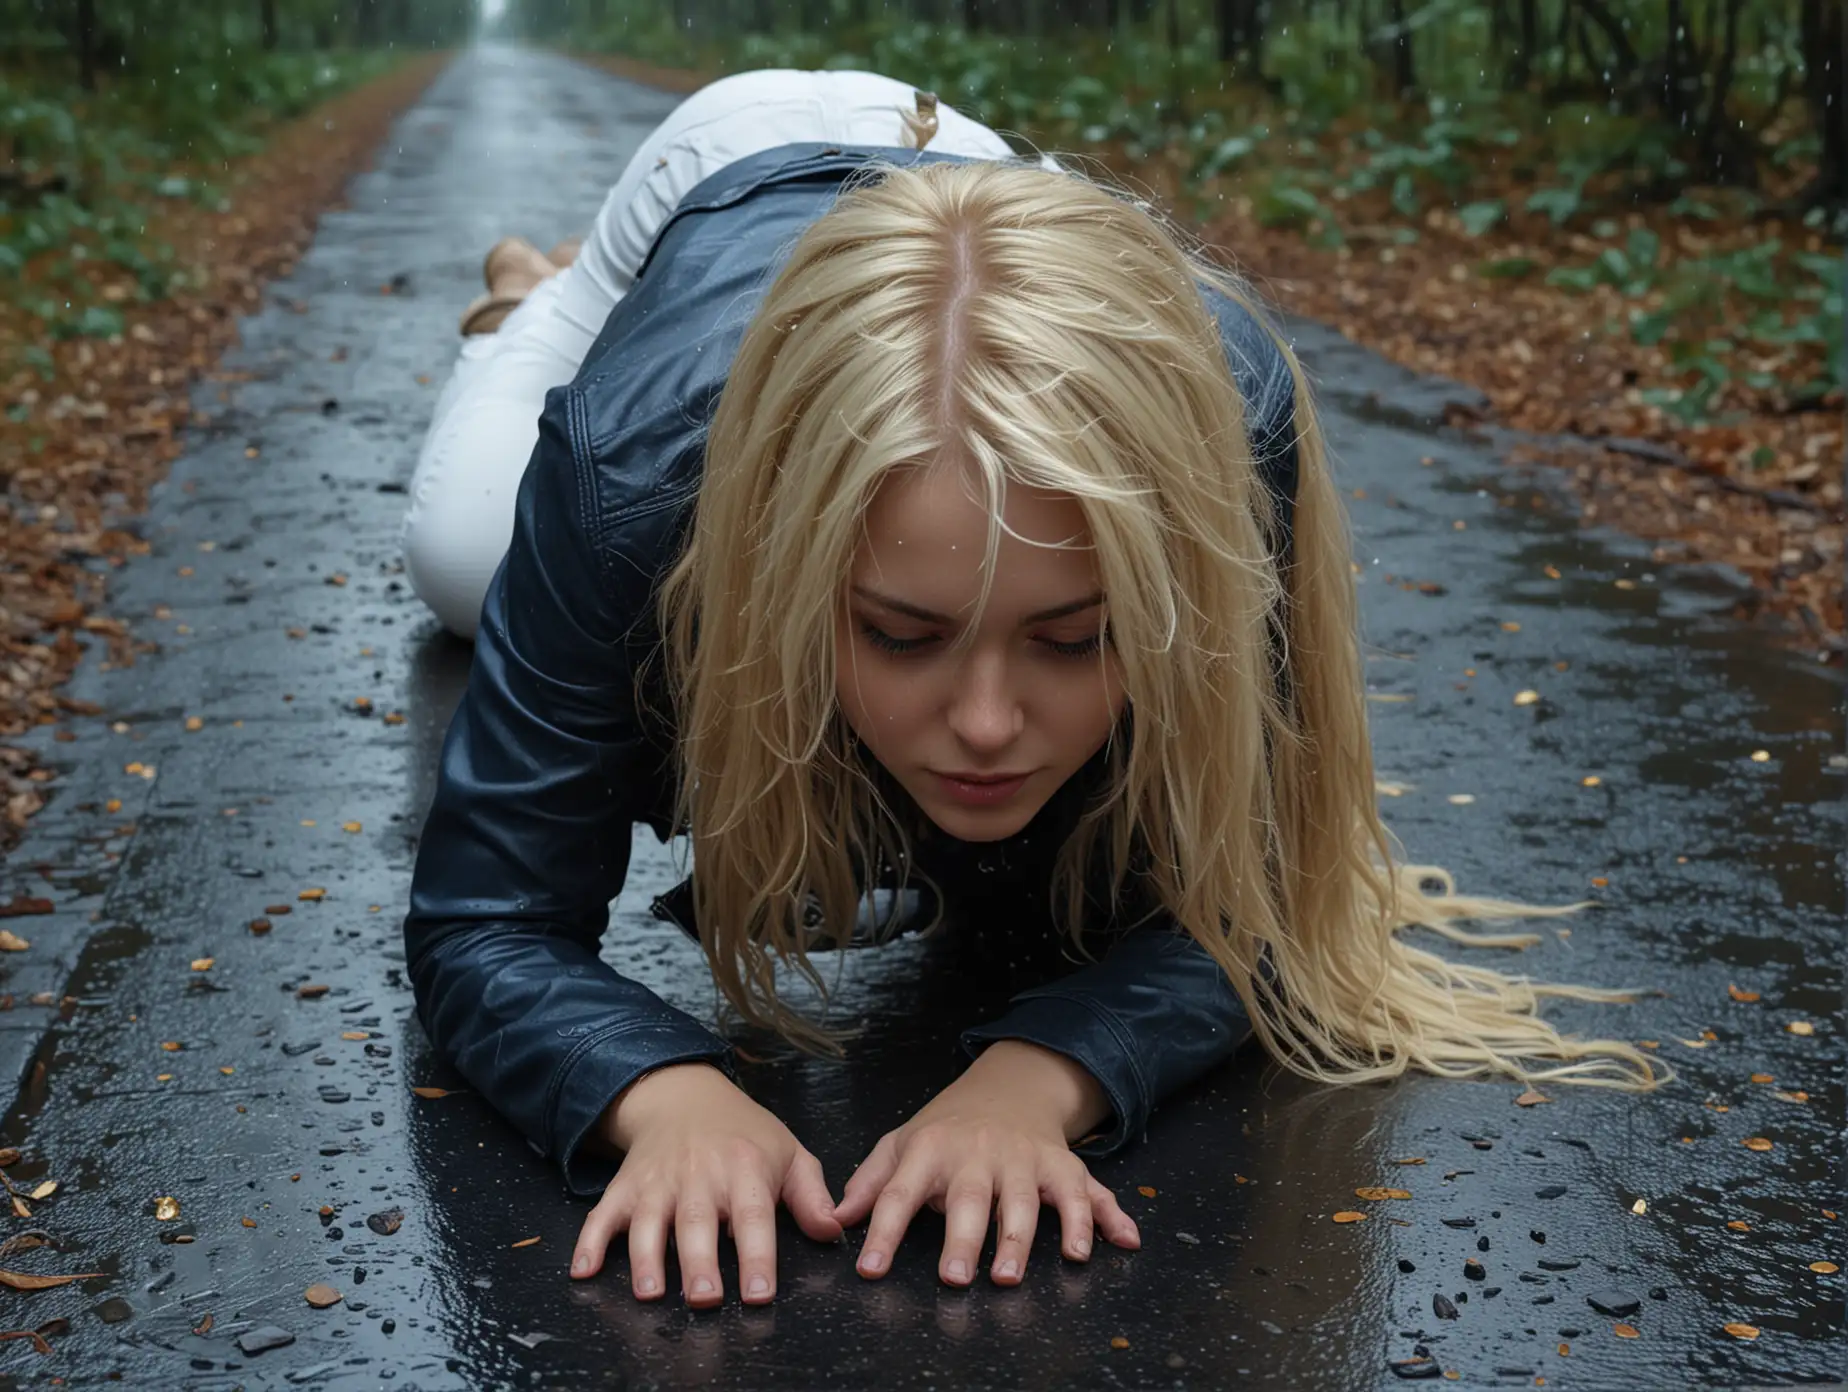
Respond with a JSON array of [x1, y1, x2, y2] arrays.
[[401, 67, 1661, 1314]]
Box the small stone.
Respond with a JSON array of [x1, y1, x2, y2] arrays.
[[1390, 1357, 1442, 1380], [282, 1040, 321, 1057], [92, 1297, 134, 1324], [1586, 1290, 1641, 1318], [1398, 1259, 1417, 1274], [1441, 1216, 1477, 1229], [318, 1086, 351, 1104], [381, 1319, 396, 1334], [1464, 1259, 1486, 1281], [366, 1208, 404, 1236], [1433, 1293, 1458, 1320], [1535, 1185, 1567, 1200], [1538, 1258, 1581, 1272], [1477, 1236, 1490, 1252], [1649, 1287, 1668, 1301], [236, 1325, 297, 1356], [1530, 1229, 1546, 1243]]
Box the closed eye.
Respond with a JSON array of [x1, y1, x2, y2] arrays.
[[857, 621, 1103, 659]]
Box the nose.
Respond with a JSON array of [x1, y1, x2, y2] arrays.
[[946, 645, 1024, 751]]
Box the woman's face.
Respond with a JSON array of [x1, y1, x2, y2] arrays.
[[834, 462, 1129, 843]]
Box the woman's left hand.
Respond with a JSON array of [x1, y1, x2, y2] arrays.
[[830, 1065, 1142, 1287]]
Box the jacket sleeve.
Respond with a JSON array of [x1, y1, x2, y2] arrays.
[[402, 386, 739, 1198], [958, 917, 1254, 1159]]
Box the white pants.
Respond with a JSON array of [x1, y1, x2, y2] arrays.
[[402, 68, 1050, 640]]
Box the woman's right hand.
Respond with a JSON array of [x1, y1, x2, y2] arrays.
[[570, 1062, 844, 1307]]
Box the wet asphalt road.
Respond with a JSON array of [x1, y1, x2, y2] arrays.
[[0, 44, 1841, 1392]]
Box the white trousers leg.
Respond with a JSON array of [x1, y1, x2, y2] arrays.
[[401, 68, 1050, 641]]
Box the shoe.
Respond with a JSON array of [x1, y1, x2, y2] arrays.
[[459, 292, 524, 337], [546, 236, 583, 268], [482, 235, 555, 294]]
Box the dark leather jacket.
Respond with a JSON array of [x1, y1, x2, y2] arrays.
[[403, 142, 1301, 1197]]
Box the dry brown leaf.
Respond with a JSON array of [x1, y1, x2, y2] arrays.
[[1110, 1336, 1130, 1349], [154, 1196, 180, 1220], [1137, 1185, 1157, 1198], [1727, 984, 1761, 1002], [1744, 1137, 1774, 1152], [9, 1198, 27, 1220], [192, 1312, 214, 1336], [241, 1217, 256, 1228], [1787, 1020, 1815, 1036], [1728, 1220, 1751, 1232], [1354, 1187, 1413, 1201], [411, 1086, 456, 1099], [0, 1268, 104, 1291], [1331, 1211, 1368, 1223], [1613, 1323, 1640, 1339], [341, 1031, 369, 1041], [0, 1328, 53, 1353], [0, 1234, 47, 1259], [1392, 1157, 1427, 1166], [510, 1236, 542, 1249], [1515, 1090, 1551, 1107], [1773, 1090, 1810, 1103], [1722, 1322, 1760, 1340], [1751, 1072, 1775, 1083], [1810, 1261, 1839, 1274], [0, 931, 29, 952], [27, 1182, 55, 1201], [190, 957, 213, 972], [298, 888, 326, 902], [296, 984, 330, 999], [304, 1283, 342, 1308]]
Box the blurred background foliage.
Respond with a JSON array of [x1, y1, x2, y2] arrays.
[[507, 0, 1844, 417], [0, 1, 471, 346]]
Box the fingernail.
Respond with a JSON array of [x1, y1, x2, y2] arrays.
[[996, 1259, 1019, 1278], [747, 1275, 769, 1298], [571, 1255, 589, 1275], [860, 1249, 886, 1273], [692, 1277, 714, 1295], [947, 1259, 968, 1281], [1073, 1238, 1092, 1257], [638, 1275, 656, 1293]]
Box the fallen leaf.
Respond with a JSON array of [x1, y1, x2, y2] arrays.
[[190, 958, 214, 972], [341, 1031, 370, 1041], [10, 1198, 27, 1219], [341, 821, 362, 834], [160, 1041, 181, 1052], [1744, 1137, 1773, 1152], [1110, 1335, 1130, 1349], [411, 1086, 456, 1099], [1515, 1090, 1551, 1107], [192, 1312, 214, 1336], [1811, 1261, 1839, 1274], [304, 1283, 342, 1308], [154, 1196, 180, 1220], [0, 1232, 44, 1257], [1773, 1090, 1810, 1103], [1354, 1187, 1413, 1201], [1722, 1322, 1759, 1340], [510, 1236, 542, 1249], [0, 1328, 53, 1354], [296, 984, 330, 999], [1392, 1157, 1427, 1166], [1727, 984, 1761, 1002], [0, 1269, 104, 1291], [248, 918, 272, 935], [28, 1182, 55, 1201], [298, 888, 326, 902], [241, 1217, 257, 1228], [1331, 1211, 1368, 1223], [0, 931, 29, 952], [1787, 1020, 1815, 1036], [1613, 1323, 1639, 1339], [1137, 1185, 1157, 1197], [1447, 794, 1475, 805], [1677, 1037, 1710, 1049], [1751, 1073, 1774, 1083], [1728, 1220, 1751, 1232], [1749, 750, 1770, 762], [184, 716, 203, 732], [1580, 775, 1602, 786], [1631, 1199, 1647, 1215], [1513, 689, 1540, 706]]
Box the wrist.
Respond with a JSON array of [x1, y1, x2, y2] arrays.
[[965, 1039, 1111, 1145], [599, 1060, 729, 1152]]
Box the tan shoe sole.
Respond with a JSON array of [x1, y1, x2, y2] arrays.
[[459, 292, 525, 337]]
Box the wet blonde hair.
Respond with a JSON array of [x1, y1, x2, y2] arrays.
[[650, 152, 1665, 1097]]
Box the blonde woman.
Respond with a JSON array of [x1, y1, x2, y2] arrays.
[[402, 67, 1661, 1313]]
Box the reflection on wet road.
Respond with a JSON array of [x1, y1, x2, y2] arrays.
[[0, 43, 1839, 1391]]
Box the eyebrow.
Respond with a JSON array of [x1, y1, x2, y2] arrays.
[[851, 584, 1104, 626]]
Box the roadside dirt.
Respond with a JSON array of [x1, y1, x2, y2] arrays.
[[0, 54, 449, 852]]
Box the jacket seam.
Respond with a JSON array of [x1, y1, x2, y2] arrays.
[[563, 387, 613, 594]]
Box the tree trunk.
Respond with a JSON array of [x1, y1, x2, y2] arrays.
[[1798, 0, 1845, 206], [1695, 0, 1750, 183], [261, 0, 279, 50], [1507, 0, 1536, 87], [75, 0, 97, 90], [1388, 0, 1415, 97]]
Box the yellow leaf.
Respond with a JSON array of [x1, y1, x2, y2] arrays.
[[190, 957, 214, 972], [154, 1196, 181, 1221], [510, 1236, 542, 1249], [0, 930, 29, 952], [1513, 689, 1540, 706], [1331, 1211, 1368, 1223], [1722, 1323, 1760, 1340], [29, 1181, 57, 1200]]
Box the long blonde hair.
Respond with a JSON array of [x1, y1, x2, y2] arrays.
[[650, 148, 1664, 1096]]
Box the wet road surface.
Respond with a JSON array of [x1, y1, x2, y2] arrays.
[[0, 44, 1841, 1391]]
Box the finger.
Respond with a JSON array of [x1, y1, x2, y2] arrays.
[[674, 1187, 725, 1308], [832, 1134, 896, 1227], [1090, 1176, 1143, 1248], [571, 1185, 634, 1280], [989, 1175, 1041, 1285], [1054, 1170, 1096, 1262], [729, 1162, 779, 1305], [625, 1199, 670, 1301], [938, 1170, 996, 1287], [783, 1149, 845, 1244], [857, 1163, 934, 1280]]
